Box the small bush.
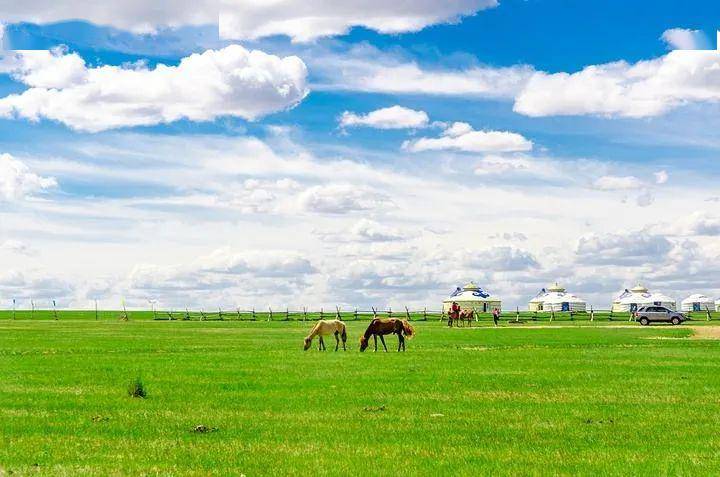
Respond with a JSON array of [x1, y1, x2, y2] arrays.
[[127, 377, 146, 398]]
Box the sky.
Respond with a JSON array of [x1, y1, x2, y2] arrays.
[[0, 1, 719, 311]]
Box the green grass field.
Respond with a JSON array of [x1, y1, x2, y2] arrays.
[[2, 318, 720, 476]]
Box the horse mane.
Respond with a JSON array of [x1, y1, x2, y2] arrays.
[[401, 320, 415, 339]]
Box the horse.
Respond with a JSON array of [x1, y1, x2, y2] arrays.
[[359, 318, 415, 352], [304, 320, 347, 351], [459, 309, 474, 327]]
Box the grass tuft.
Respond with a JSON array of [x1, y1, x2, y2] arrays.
[[127, 376, 146, 398]]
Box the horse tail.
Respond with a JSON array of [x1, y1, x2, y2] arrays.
[[401, 320, 415, 339]]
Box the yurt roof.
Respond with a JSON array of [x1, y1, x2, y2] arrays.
[[444, 282, 500, 302], [682, 294, 713, 303], [531, 283, 585, 304], [618, 291, 674, 304], [542, 292, 585, 304], [630, 283, 649, 293]]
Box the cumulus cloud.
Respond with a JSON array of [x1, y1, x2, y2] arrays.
[[339, 105, 429, 130], [219, 0, 498, 42], [514, 49, 720, 118], [684, 211, 720, 236], [0, 44, 308, 132], [403, 122, 532, 153], [0, 270, 74, 300], [298, 184, 393, 214], [0, 153, 57, 200], [350, 219, 405, 242], [576, 232, 673, 266], [661, 28, 710, 50]]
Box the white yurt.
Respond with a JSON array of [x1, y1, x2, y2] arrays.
[[528, 282, 587, 312], [716, 299, 720, 312], [612, 284, 676, 312], [443, 282, 502, 313], [681, 294, 715, 312]]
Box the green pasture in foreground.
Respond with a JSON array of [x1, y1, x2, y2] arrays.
[[1, 320, 720, 476]]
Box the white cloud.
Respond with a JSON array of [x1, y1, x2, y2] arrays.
[[0, 1, 218, 34], [0, 44, 308, 132], [298, 184, 393, 214], [0, 153, 56, 200], [350, 219, 405, 242], [576, 232, 673, 266], [403, 122, 532, 153], [313, 46, 533, 97], [661, 28, 710, 50], [514, 50, 720, 118], [339, 105, 429, 130], [684, 211, 720, 236], [0, 239, 33, 255], [654, 170, 669, 184], [460, 246, 539, 271], [219, 0, 498, 42], [593, 175, 643, 191]]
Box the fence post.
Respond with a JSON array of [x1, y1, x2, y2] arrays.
[[354, 308, 358, 321], [286, 307, 290, 321], [168, 310, 174, 320], [570, 309, 574, 321], [236, 307, 241, 321], [533, 310, 537, 321], [423, 307, 427, 321], [95, 300, 99, 321], [31, 300, 35, 320], [12, 299, 16, 320], [372, 307, 378, 320], [185, 308, 190, 321], [590, 306, 595, 322], [252, 308, 256, 321], [335, 306, 341, 320], [515, 306, 520, 322], [388, 307, 392, 319], [550, 309, 555, 322], [707, 306, 711, 322], [218, 307, 224, 321], [320, 308, 324, 320], [405, 306, 411, 321], [268, 307, 273, 322], [303, 307, 307, 322]]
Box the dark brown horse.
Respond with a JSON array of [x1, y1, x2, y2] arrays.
[[359, 318, 415, 352]]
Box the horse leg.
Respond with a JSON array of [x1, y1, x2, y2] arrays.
[[334, 331, 339, 351], [380, 335, 388, 352], [319, 336, 325, 351], [373, 335, 378, 352], [397, 333, 404, 352]]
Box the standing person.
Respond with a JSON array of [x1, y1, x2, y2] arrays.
[[492, 307, 500, 327], [449, 301, 460, 327]]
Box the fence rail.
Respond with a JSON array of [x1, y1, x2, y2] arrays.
[[0, 308, 718, 323]]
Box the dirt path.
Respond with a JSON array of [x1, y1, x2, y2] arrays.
[[689, 326, 720, 340]]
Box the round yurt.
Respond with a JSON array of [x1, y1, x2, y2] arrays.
[[443, 282, 502, 313], [528, 282, 587, 312], [612, 284, 676, 312], [681, 294, 715, 313]]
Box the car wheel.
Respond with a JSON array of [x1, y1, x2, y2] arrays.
[[671, 317, 681, 325], [639, 317, 649, 326]]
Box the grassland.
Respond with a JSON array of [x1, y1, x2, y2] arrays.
[[1, 317, 720, 476]]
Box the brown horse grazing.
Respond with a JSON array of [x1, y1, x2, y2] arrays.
[[359, 318, 415, 352]]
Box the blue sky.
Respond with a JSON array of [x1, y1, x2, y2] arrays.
[[0, 1, 718, 310]]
